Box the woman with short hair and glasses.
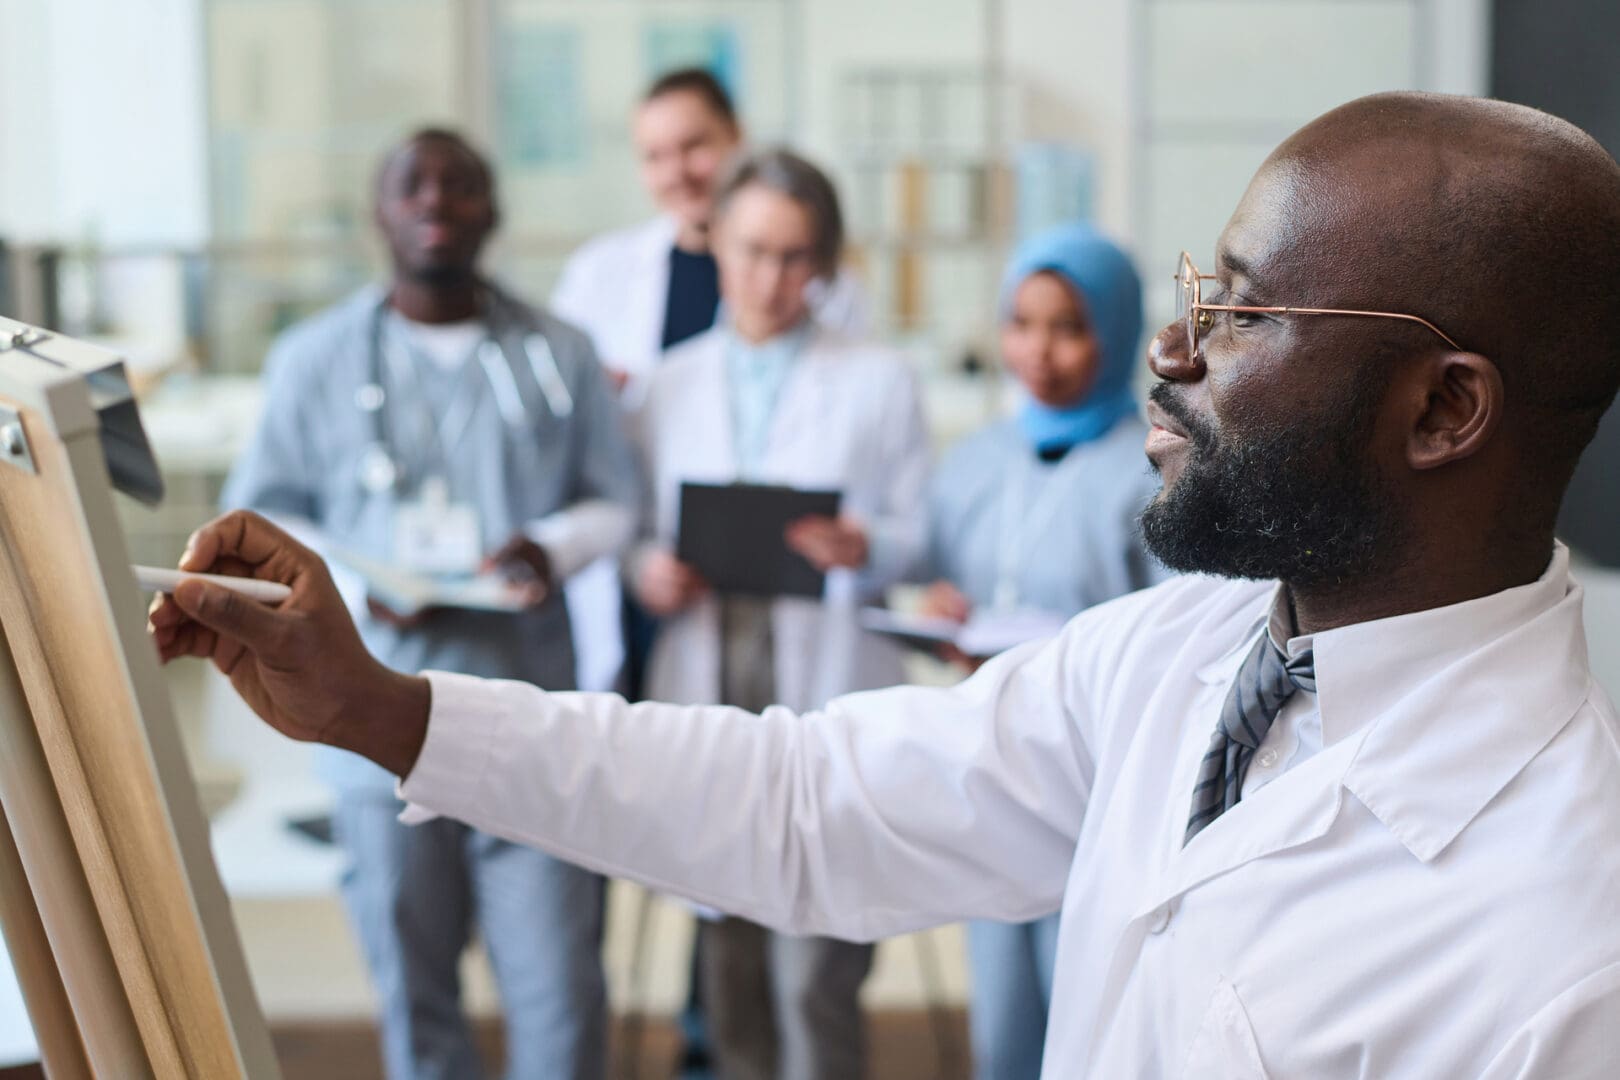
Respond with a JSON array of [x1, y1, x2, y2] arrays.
[[627, 148, 931, 1080]]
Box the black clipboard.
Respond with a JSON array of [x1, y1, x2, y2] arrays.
[[676, 481, 842, 598]]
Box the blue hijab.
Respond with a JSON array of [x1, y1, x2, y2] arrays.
[[1000, 223, 1144, 453]]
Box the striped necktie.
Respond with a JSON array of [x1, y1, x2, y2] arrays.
[[1184, 632, 1316, 844]]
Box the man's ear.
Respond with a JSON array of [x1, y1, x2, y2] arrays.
[[1407, 351, 1503, 471]]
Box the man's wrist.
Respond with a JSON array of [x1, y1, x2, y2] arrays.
[[331, 669, 433, 778]]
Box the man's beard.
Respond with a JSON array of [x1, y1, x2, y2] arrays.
[[1139, 379, 1407, 590]]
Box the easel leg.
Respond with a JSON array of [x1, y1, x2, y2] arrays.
[[0, 799, 90, 1080], [0, 617, 149, 1078]]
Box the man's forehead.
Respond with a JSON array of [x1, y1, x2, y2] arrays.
[[637, 92, 724, 134], [384, 137, 485, 183], [1214, 156, 1364, 290]]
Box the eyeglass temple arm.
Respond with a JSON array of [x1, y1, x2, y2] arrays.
[[1193, 301, 1463, 351]]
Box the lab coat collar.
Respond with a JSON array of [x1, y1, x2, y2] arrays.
[[663, 324, 841, 482], [1329, 544, 1589, 862], [1193, 603, 1270, 686], [638, 214, 685, 264], [1149, 730, 1357, 918], [1181, 545, 1589, 865], [721, 319, 813, 365]]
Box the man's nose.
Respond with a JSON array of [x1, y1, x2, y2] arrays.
[[1148, 320, 1204, 382], [416, 180, 450, 214], [760, 261, 787, 294]]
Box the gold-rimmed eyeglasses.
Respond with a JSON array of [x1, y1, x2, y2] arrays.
[[1175, 251, 1463, 357]]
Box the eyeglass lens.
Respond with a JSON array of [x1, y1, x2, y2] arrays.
[[1176, 255, 1197, 353]]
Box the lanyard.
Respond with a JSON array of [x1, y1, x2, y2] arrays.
[[993, 450, 1078, 611], [358, 293, 574, 494], [379, 312, 492, 483]]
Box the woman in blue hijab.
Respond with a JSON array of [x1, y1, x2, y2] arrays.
[[917, 222, 1169, 1080]]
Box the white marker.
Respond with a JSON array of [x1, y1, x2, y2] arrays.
[[132, 565, 292, 604]]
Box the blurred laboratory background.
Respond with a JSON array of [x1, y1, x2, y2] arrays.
[[0, 1, 1616, 1078]]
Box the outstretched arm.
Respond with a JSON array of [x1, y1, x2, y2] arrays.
[[151, 511, 1096, 940]]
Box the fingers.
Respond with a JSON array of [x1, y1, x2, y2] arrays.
[[670, 560, 707, 599], [785, 521, 847, 570], [156, 619, 216, 665], [182, 510, 265, 572], [482, 535, 526, 570], [366, 597, 425, 629], [181, 510, 318, 586], [149, 591, 188, 630], [150, 592, 205, 663], [783, 520, 827, 559], [513, 581, 549, 609], [783, 516, 829, 545], [172, 579, 285, 649], [482, 537, 551, 593], [636, 556, 706, 615], [919, 581, 971, 622], [785, 517, 864, 567]]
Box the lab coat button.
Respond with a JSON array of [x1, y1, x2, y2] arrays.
[[1148, 902, 1174, 934]]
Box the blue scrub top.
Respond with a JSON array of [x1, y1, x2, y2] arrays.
[[224, 284, 640, 792], [925, 415, 1168, 618]]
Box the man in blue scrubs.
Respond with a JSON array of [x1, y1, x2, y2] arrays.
[[223, 129, 638, 1080]]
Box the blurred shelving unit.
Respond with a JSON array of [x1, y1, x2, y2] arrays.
[[838, 67, 1014, 352]]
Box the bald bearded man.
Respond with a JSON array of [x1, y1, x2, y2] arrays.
[[153, 93, 1620, 1077]]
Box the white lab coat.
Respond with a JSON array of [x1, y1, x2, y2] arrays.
[[401, 544, 1620, 1078], [552, 217, 869, 693], [632, 325, 930, 711]]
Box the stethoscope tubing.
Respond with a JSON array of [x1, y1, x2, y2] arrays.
[[355, 294, 573, 494]]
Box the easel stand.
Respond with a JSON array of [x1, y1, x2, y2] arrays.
[[0, 319, 278, 1078]]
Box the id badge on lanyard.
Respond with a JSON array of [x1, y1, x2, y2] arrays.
[[378, 314, 486, 574], [394, 475, 481, 575]]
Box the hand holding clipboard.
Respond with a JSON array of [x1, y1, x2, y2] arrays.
[[783, 515, 870, 572], [674, 482, 859, 599]]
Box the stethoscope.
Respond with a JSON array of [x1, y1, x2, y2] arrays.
[[354, 294, 575, 495]]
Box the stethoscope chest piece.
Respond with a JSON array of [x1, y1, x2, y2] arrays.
[[355, 382, 386, 413], [359, 444, 398, 493]]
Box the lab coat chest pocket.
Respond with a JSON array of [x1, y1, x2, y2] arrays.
[[1181, 977, 1270, 1080]]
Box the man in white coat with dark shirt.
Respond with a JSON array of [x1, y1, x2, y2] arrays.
[[551, 67, 865, 403], [155, 93, 1620, 1077], [552, 68, 865, 702]]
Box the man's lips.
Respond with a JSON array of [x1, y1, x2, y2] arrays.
[[1146, 400, 1190, 440], [1145, 399, 1191, 463], [417, 221, 459, 246]]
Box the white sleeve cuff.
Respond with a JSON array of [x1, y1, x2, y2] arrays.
[[396, 670, 515, 824]]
